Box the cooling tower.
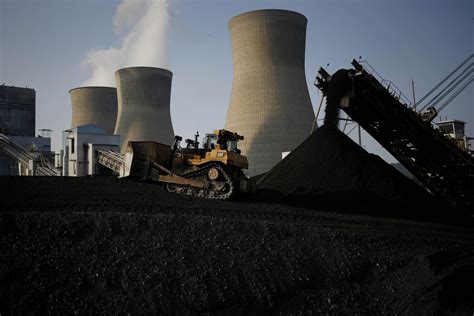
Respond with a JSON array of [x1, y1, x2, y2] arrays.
[[114, 67, 175, 152], [225, 9, 315, 176], [69, 86, 117, 134]]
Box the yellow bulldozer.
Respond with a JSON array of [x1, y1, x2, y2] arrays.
[[122, 129, 251, 199]]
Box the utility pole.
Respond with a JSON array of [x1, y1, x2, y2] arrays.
[[411, 78, 416, 111], [358, 124, 362, 146], [311, 96, 325, 134]]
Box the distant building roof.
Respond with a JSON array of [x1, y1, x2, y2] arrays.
[[0, 85, 35, 92], [64, 124, 107, 134], [437, 119, 467, 125]]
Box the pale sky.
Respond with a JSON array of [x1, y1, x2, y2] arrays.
[[1, 0, 472, 163]]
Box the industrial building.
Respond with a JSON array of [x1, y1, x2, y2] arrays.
[[61, 67, 176, 176], [70, 86, 118, 134], [437, 119, 473, 152], [61, 124, 120, 177], [225, 9, 315, 176], [0, 134, 51, 175], [0, 85, 57, 175], [0, 85, 35, 136], [114, 67, 175, 152]]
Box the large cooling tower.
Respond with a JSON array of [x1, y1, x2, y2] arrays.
[[114, 67, 175, 152], [225, 9, 315, 176], [69, 86, 117, 134]]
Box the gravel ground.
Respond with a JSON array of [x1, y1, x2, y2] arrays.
[[1, 176, 473, 314]]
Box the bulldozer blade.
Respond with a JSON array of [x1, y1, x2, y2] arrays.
[[123, 141, 173, 179]]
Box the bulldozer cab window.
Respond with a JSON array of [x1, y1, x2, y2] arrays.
[[203, 134, 218, 150], [227, 140, 238, 151]]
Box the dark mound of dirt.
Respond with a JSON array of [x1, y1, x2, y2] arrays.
[[1, 177, 474, 314], [256, 125, 444, 216]]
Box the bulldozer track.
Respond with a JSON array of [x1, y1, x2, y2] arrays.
[[166, 163, 234, 200]]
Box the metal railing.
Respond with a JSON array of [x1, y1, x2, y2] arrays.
[[96, 149, 125, 175], [0, 133, 60, 176], [36, 165, 60, 176], [0, 133, 35, 167], [355, 59, 414, 108], [37, 153, 60, 176]]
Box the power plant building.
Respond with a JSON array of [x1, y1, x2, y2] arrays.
[[0, 85, 35, 136], [61, 124, 120, 177], [70, 87, 118, 134], [0, 135, 51, 175], [0, 85, 54, 176], [114, 67, 175, 152], [225, 9, 315, 176]]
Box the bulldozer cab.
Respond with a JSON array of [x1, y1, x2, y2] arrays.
[[203, 134, 218, 150], [183, 129, 248, 170], [203, 129, 244, 153]]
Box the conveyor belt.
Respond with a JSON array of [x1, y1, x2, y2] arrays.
[[315, 61, 474, 211]]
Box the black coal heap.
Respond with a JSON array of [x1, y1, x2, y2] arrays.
[[257, 125, 435, 212]]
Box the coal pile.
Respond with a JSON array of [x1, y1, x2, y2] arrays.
[[1, 176, 474, 314], [256, 125, 440, 216]]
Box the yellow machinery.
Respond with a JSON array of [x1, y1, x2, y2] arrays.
[[122, 129, 250, 199]]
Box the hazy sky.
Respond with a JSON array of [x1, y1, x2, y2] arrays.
[[0, 0, 472, 162]]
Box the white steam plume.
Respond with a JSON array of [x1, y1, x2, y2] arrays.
[[81, 0, 169, 86]]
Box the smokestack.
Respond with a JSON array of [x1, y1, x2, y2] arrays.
[[69, 86, 118, 134], [225, 9, 315, 176], [114, 67, 175, 152]]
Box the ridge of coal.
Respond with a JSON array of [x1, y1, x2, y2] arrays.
[[1, 176, 473, 314], [256, 125, 437, 212]]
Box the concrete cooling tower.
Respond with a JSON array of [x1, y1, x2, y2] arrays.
[[69, 87, 117, 134], [225, 9, 315, 176], [114, 67, 175, 152]]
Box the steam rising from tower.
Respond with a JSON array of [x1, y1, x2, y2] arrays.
[[114, 67, 175, 152], [225, 9, 315, 176], [69, 86, 118, 134], [81, 0, 170, 87]]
